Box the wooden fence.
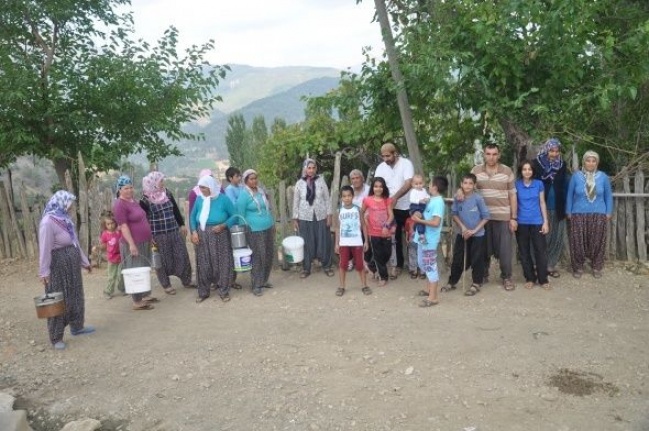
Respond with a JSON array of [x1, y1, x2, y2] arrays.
[[0, 161, 647, 265]]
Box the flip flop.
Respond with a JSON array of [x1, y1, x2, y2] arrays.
[[143, 296, 159, 303], [133, 303, 154, 311], [195, 296, 208, 303], [548, 270, 560, 278], [164, 287, 177, 295], [362, 286, 372, 295], [324, 268, 335, 277], [417, 289, 429, 297], [335, 287, 345, 297]]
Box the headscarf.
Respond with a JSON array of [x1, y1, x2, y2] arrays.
[[536, 138, 564, 181], [242, 169, 269, 214], [43, 190, 77, 244], [142, 171, 169, 205], [192, 169, 213, 196], [197, 175, 220, 231], [582, 150, 600, 203], [301, 158, 318, 206], [116, 175, 133, 198]]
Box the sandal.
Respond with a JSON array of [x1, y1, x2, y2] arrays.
[[524, 282, 534, 290], [324, 268, 335, 277], [541, 283, 552, 290], [593, 270, 602, 279], [231, 282, 243, 289], [133, 303, 154, 311], [362, 286, 372, 295], [548, 270, 560, 278], [335, 287, 345, 297], [389, 268, 398, 280], [378, 279, 387, 287], [573, 270, 583, 279], [143, 296, 159, 303], [220, 294, 231, 302], [464, 283, 480, 296], [503, 279, 515, 291], [440, 284, 456, 292], [409, 271, 418, 279], [263, 283, 274, 289], [164, 287, 177, 295], [195, 296, 208, 303], [299, 271, 310, 279], [419, 299, 439, 308], [417, 289, 429, 297], [418, 272, 426, 280]]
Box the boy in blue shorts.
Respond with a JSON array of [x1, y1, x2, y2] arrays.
[[412, 176, 448, 307]]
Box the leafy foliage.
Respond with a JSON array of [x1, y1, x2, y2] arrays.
[[0, 0, 228, 184]]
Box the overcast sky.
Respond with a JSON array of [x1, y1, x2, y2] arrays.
[[127, 0, 385, 69]]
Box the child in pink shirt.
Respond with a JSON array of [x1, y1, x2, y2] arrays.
[[94, 213, 125, 298]]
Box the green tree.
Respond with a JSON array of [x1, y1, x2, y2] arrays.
[[0, 0, 228, 184], [225, 114, 248, 169]]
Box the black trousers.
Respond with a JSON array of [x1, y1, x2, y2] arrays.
[[448, 234, 486, 285], [393, 209, 410, 269], [516, 224, 549, 284], [365, 236, 392, 281]]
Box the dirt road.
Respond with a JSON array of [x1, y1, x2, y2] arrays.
[[1, 258, 648, 431]]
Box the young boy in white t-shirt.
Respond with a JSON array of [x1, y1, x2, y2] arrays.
[[334, 186, 371, 297]]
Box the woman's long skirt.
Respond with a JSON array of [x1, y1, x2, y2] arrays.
[[46, 245, 85, 344], [569, 213, 608, 272], [153, 229, 192, 288], [196, 229, 234, 299], [248, 228, 274, 289], [546, 211, 566, 270], [298, 216, 332, 273], [120, 240, 152, 303]]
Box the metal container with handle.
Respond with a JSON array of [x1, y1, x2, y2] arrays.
[[34, 290, 65, 319], [229, 215, 249, 249]]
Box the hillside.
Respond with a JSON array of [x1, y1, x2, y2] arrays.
[[215, 64, 341, 113], [159, 73, 342, 177]]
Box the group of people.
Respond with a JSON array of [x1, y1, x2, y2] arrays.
[[37, 139, 614, 349]]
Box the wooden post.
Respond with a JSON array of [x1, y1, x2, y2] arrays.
[[623, 175, 636, 261], [278, 180, 287, 241], [3, 180, 26, 258], [615, 197, 626, 261], [19, 186, 36, 259], [635, 171, 646, 262], [0, 181, 12, 258], [610, 197, 618, 260], [330, 152, 342, 230], [78, 152, 89, 255], [287, 185, 295, 234]]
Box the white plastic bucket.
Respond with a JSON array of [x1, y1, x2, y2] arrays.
[[122, 266, 152, 294], [233, 247, 253, 272], [282, 236, 305, 263]]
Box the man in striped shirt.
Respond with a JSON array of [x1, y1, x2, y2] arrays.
[[471, 143, 518, 291]]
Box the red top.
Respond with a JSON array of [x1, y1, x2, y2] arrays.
[[100, 230, 122, 264], [362, 196, 393, 237]]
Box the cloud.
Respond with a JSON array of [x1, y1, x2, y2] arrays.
[[128, 0, 383, 68]]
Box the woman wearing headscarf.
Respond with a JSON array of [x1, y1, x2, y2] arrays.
[[566, 150, 614, 279], [140, 171, 194, 294], [189, 175, 238, 303], [532, 138, 569, 277], [38, 191, 95, 350], [292, 158, 334, 279], [188, 169, 213, 216], [237, 169, 275, 296], [113, 175, 157, 310]]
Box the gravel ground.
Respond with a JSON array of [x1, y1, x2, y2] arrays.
[[1, 258, 648, 431]]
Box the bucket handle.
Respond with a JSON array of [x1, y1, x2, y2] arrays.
[[231, 214, 249, 226], [123, 253, 152, 267], [39, 286, 61, 303]]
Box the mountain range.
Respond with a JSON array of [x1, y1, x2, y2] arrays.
[[158, 65, 343, 177]]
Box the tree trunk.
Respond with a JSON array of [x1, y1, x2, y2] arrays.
[[499, 118, 533, 167], [53, 157, 71, 189], [373, 0, 423, 174]]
